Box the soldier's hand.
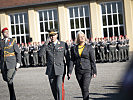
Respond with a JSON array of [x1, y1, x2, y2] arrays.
[[67, 74, 71, 80], [93, 74, 97, 78]]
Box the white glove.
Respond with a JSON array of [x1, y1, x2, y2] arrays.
[[16, 63, 20, 69]]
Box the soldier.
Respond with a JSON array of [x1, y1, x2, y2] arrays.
[[33, 42, 38, 67], [94, 38, 98, 62], [28, 42, 34, 66], [118, 35, 124, 62], [0, 27, 21, 100], [99, 38, 105, 63], [23, 43, 30, 67], [109, 37, 117, 62], [39, 29, 70, 100], [89, 38, 96, 61], [125, 35, 129, 60], [40, 41, 46, 66]]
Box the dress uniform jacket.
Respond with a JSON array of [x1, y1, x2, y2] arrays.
[[69, 44, 97, 75], [39, 41, 70, 76], [0, 38, 21, 69]]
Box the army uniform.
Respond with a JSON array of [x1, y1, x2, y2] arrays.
[[23, 46, 30, 67], [125, 39, 129, 60], [0, 38, 21, 100], [117, 40, 124, 61], [39, 40, 70, 100], [99, 41, 105, 62], [29, 45, 34, 66], [109, 40, 116, 62], [33, 45, 38, 66]]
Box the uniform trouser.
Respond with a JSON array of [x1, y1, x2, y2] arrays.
[[24, 55, 30, 66], [118, 49, 124, 61], [75, 71, 92, 100], [33, 53, 38, 66], [62, 75, 65, 100], [99, 50, 105, 62], [1, 63, 16, 100], [48, 75, 63, 100], [123, 48, 127, 60], [126, 47, 129, 60], [109, 49, 115, 62], [41, 55, 46, 66]]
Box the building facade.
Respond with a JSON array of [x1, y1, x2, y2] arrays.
[[0, 0, 133, 51]]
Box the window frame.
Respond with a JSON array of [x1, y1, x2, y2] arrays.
[[100, 0, 125, 39], [37, 8, 59, 42], [8, 12, 30, 44], [68, 4, 92, 41]]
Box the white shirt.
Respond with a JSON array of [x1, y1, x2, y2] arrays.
[[53, 40, 58, 45]]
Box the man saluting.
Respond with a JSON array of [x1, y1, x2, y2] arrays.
[[0, 27, 21, 100], [39, 29, 70, 100]]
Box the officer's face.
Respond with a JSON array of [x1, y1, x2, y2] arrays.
[[50, 34, 58, 42], [3, 30, 9, 38], [78, 34, 85, 43]]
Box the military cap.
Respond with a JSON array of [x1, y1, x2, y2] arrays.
[[2, 27, 8, 33], [48, 29, 58, 36]]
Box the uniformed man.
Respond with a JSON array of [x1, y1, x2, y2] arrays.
[[33, 42, 38, 67], [39, 29, 70, 100], [23, 43, 30, 67], [118, 35, 124, 62], [125, 35, 129, 60], [0, 27, 21, 100]]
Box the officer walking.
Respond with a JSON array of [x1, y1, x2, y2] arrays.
[[0, 27, 21, 100], [39, 29, 70, 100]]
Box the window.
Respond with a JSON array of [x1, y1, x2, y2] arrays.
[[68, 5, 91, 41], [101, 1, 125, 38], [38, 9, 58, 41], [9, 13, 30, 44]]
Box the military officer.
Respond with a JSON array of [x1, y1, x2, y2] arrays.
[[39, 29, 70, 100], [0, 27, 21, 100]]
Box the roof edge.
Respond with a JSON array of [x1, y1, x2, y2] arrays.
[[0, 0, 84, 11]]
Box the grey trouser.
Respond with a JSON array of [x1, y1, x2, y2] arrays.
[[1, 63, 16, 100], [24, 55, 30, 66], [48, 75, 63, 100], [33, 53, 38, 65]]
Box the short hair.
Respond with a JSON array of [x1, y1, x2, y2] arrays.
[[75, 31, 87, 44]]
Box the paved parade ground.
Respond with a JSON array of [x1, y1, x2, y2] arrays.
[[0, 59, 132, 100]]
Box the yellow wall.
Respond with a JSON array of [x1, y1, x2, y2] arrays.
[[90, 1, 102, 41], [123, 0, 133, 51]]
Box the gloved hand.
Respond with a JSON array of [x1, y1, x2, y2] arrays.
[[16, 63, 20, 71]]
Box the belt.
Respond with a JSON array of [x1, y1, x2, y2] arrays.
[[4, 53, 15, 57]]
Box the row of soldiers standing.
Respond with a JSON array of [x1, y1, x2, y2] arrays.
[[89, 35, 129, 63], [18, 41, 46, 67], [18, 35, 129, 68]]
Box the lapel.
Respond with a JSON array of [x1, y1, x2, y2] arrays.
[[75, 45, 80, 57], [80, 44, 87, 57]]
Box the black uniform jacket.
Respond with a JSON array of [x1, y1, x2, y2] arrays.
[[39, 41, 70, 76], [69, 44, 97, 75]]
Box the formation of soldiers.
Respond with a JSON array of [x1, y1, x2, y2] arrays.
[[89, 35, 129, 63], [18, 41, 46, 67], [18, 35, 129, 68]]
